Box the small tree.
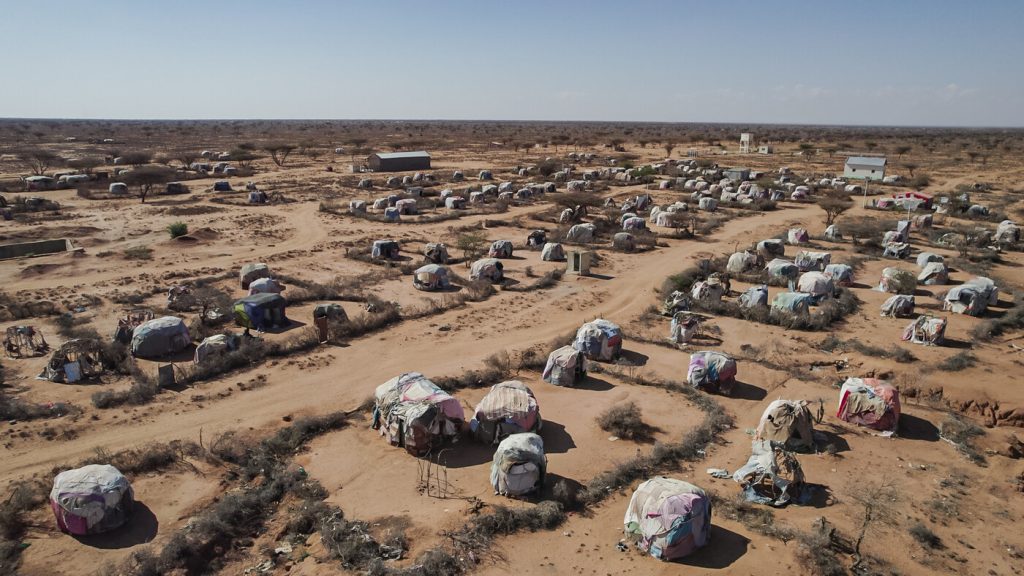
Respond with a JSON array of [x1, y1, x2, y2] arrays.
[[262, 142, 297, 167], [895, 145, 912, 160], [903, 162, 919, 177], [663, 141, 676, 158], [123, 166, 174, 203], [819, 194, 853, 226], [456, 230, 488, 263], [18, 148, 64, 175], [176, 151, 199, 170], [120, 151, 153, 167]]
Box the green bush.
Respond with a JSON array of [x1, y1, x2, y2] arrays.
[[167, 221, 188, 239]]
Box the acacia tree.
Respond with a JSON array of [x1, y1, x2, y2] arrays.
[[903, 162, 919, 177], [123, 166, 174, 203], [819, 194, 853, 226], [18, 148, 64, 175], [664, 141, 676, 158], [230, 149, 259, 168], [895, 145, 912, 160], [176, 151, 199, 170], [262, 142, 297, 167]]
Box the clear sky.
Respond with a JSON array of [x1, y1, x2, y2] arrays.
[[1, 0, 1022, 126]]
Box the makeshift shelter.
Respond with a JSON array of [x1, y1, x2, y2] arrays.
[[4, 325, 48, 358], [478, 170, 493, 180], [424, 242, 449, 264], [836, 378, 900, 434], [372, 372, 465, 456], [566, 223, 596, 243], [765, 258, 799, 284], [488, 240, 514, 259], [527, 230, 546, 247], [882, 242, 911, 259], [787, 228, 809, 245], [654, 211, 678, 228], [239, 263, 270, 289], [916, 252, 944, 268], [371, 240, 401, 260], [917, 262, 948, 285], [313, 303, 347, 321], [542, 345, 586, 387], [881, 294, 915, 318], [756, 399, 814, 452], [213, 181, 231, 192], [470, 258, 504, 283], [131, 316, 190, 359], [383, 207, 401, 221], [823, 263, 854, 286], [395, 198, 417, 215], [349, 200, 367, 214], [194, 333, 239, 364], [573, 319, 622, 362], [624, 477, 711, 561], [248, 277, 284, 296], [233, 293, 288, 331], [994, 220, 1020, 244], [622, 217, 646, 231], [698, 197, 718, 212], [902, 315, 947, 347], [757, 239, 786, 258], [739, 285, 769, 308], [823, 224, 842, 241], [470, 380, 542, 444], [541, 242, 565, 261], [797, 272, 834, 302], [733, 440, 805, 507], [688, 351, 737, 394], [37, 339, 104, 383], [771, 292, 812, 314], [445, 196, 466, 209], [878, 267, 913, 293], [413, 264, 451, 291], [613, 232, 636, 252], [794, 251, 831, 272], [727, 250, 761, 273], [943, 277, 998, 317], [490, 433, 546, 497], [670, 313, 702, 344], [690, 277, 726, 301], [50, 465, 133, 536]]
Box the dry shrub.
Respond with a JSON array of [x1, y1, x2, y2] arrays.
[[596, 402, 652, 440], [909, 522, 943, 549], [937, 351, 975, 372], [939, 416, 985, 464]]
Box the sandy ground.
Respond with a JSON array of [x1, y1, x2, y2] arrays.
[[2, 139, 1023, 576]]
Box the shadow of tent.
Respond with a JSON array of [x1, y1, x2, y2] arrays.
[[938, 337, 973, 350], [618, 349, 649, 366], [260, 318, 307, 334], [539, 421, 576, 454], [434, 441, 495, 469], [728, 380, 767, 401], [543, 473, 584, 502], [798, 483, 835, 509], [678, 525, 749, 568], [572, 375, 615, 391], [813, 427, 852, 454], [897, 413, 940, 442], [74, 501, 158, 549]]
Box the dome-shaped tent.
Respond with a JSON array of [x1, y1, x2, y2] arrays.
[[566, 223, 596, 243], [488, 240, 514, 258], [794, 251, 831, 272], [669, 313, 701, 344], [823, 263, 854, 286], [917, 261, 948, 285], [372, 372, 465, 456], [470, 258, 504, 283], [613, 232, 636, 251], [756, 239, 785, 259], [470, 380, 541, 443], [739, 285, 769, 308], [901, 314, 946, 345], [733, 440, 805, 507], [623, 477, 711, 561], [542, 345, 586, 387], [233, 293, 288, 331], [371, 240, 401, 260], [541, 242, 565, 262], [727, 250, 761, 273], [130, 316, 190, 359], [797, 272, 834, 302], [787, 228, 809, 245], [573, 319, 622, 362], [881, 294, 915, 318], [413, 264, 451, 291], [248, 277, 284, 296], [771, 292, 813, 314], [50, 464, 133, 535], [490, 432, 546, 497], [755, 400, 814, 452], [687, 351, 737, 394], [239, 263, 270, 289], [836, 378, 900, 434], [424, 242, 449, 264]]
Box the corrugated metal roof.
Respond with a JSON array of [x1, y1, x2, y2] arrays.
[[846, 156, 886, 167], [373, 151, 431, 160]]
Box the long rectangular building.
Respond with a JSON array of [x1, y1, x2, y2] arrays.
[[367, 151, 431, 172]]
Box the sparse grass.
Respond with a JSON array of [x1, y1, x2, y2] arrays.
[[122, 246, 153, 260], [939, 416, 986, 464], [971, 294, 1024, 340], [0, 391, 77, 422], [818, 336, 916, 362], [937, 351, 976, 372]]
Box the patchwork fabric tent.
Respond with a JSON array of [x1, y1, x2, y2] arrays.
[[687, 351, 737, 395], [541, 242, 565, 261], [902, 315, 947, 345], [470, 380, 541, 444], [698, 197, 718, 211], [542, 345, 587, 387], [194, 333, 239, 364], [916, 252, 944, 268], [794, 251, 831, 272], [488, 240, 514, 258], [882, 242, 911, 259], [37, 339, 104, 383], [371, 240, 401, 260], [248, 277, 284, 296], [727, 250, 761, 273], [413, 264, 451, 291], [823, 263, 854, 286], [836, 378, 900, 434], [130, 316, 190, 359], [313, 303, 347, 321], [690, 276, 726, 301], [624, 477, 711, 561], [823, 224, 842, 240], [424, 242, 449, 264], [613, 232, 636, 251], [994, 220, 1020, 244], [756, 400, 814, 452], [670, 313, 702, 344], [527, 230, 547, 247], [444, 196, 466, 209], [50, 464, 133, 536], [881, 294, 915, 318], [797, 272, 834, 302], [944, 277, 998, 316], [490, 432, 546, 497], [878, 267, 913, 293], [739, 285, 769, 308], [622, 217, 647, 231], [239, 263, 270, 289], [566, 223, 596, 243], [395, 198, 417, 215], [771, 292, 812, 314], [372, 372, 465, 456], [573, 319, 623, 361], [233, 293, 288, 331], [470, 258, 504, 282], [765, 258, 799, 282], [733, 440, 805, 507], [787, 228, 809, 245], [917, 262, 949, 285], [756, 239, 785, 258]]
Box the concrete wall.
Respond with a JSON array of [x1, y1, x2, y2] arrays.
[[0, 238, 74, 260]]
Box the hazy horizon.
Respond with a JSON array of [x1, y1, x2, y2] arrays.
[[2, 0, 1022, 127]]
